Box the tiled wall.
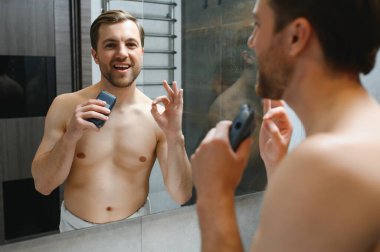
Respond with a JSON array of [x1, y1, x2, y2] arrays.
[[1, 192, 264, 252]]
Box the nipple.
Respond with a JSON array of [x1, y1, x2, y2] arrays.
[[76, 153, 86, 159], [139, 156, 147, 162]]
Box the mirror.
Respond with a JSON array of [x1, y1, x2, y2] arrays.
[[0, 0, 265, 245]]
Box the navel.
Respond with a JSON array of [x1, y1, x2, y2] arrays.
[[106, 206, 112, 211], [76, 152, 86, 159], [139, 156, 147, 162]]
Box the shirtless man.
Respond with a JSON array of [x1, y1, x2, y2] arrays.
[[31, 10, 192, 232], [191, 0, 380, 251]]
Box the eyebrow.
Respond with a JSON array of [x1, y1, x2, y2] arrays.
[[101, 38, 139, 45], [102, 39, 117, 44]]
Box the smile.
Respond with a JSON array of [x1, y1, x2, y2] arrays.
[[113, 64, 131, 70]]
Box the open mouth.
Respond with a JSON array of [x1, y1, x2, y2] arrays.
[[113, 64, 131, 71]]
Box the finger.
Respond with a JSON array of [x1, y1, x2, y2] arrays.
[[83, 99, 107, 107], [84, 120, 102, 131], [172, 81, 181, 105], [263, 99, 271, 114], [203, 127, 216, 142], [264, 119, 284, 144], [151, 102, 161, 119], [172, 81, 179, 95], [269, 99, 286, 109], [81, 111, 109, 121], [236, 138, 253, 161], [152, 96, 170, 107], [77, 101, 110, 116], [175, 89, 184, 106], [263, 106, 287, 120], [264, 108, 292, 135], [214, 120, 232, 140], [162, 80, 175, 102]]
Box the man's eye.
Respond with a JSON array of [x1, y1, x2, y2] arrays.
[[127, 43, 137, 48], [251, 21, 258, 28], [105, 44, 115, 48]]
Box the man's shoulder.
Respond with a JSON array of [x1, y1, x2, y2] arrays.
[[280, 132, 380, 191], [52, 88, 93, 106], [46, 90, 91, 121], [135, 88, 153, 102], [286, 133, 345, 165]]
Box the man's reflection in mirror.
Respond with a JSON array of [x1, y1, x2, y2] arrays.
[[31, 10, 192, 232], [0, 56, 25, 118], [208, 50, 266, 194], [185, 49, 266, 205]]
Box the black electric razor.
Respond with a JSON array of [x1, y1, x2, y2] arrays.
[[229, 104, 256, 151], [87, 90, 117, 128]]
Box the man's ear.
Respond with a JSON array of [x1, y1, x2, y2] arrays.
[[287, 18, 312, 57], [91, 48, 99, 64]]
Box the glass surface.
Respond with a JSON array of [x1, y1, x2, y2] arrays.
[[3, 178, 59, 241], [182, 0, 266, 205], [0, 55, 56, 119], [0, 0, 266, 245]]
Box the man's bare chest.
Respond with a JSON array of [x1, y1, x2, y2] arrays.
[[73, 112, 159, 169]]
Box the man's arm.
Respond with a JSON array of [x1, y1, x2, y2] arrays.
[[32, 94, 109, 195], [191, 121, 253, 251], [151, 80, 192, 204], [190, 99, 293, 251]]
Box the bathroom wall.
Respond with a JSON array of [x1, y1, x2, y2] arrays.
[[0, 0, 56, 243], [0, 192, 264, 252], [0, 0, 91, 243]]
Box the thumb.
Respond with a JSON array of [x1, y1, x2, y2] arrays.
[[151, 103, 160, 120], [236, 138, 253, 162]]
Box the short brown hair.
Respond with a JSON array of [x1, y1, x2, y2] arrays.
[[90, 10, 145, 50], [269, 0, 380, 75]]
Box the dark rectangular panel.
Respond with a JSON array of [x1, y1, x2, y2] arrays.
[[0, 55, 56, 118], [3, 178, 60, 241]]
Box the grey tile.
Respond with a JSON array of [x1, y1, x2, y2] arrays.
[[142, 205, 201, 252], [236, 192, 264, 250], [1, 218, 142, 252]]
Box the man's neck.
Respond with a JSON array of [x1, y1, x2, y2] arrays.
[[284, 64, 364, 136], [95, 80, 137, 106]]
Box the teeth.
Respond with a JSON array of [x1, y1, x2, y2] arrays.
[[114, 64, 131, 69]]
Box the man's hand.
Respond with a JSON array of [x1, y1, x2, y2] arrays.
[[151, 80, 183, 138], [66, 99, 110, 141], [191, 121, 252, 198], [259, 99, 293, 180], [191, 122, 251, 252]]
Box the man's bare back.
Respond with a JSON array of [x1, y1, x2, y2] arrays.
[[254, 95, 380, 251]]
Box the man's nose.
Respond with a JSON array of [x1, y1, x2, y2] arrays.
[[247, 34, 255, 49], [116, 44, 129, 58]]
